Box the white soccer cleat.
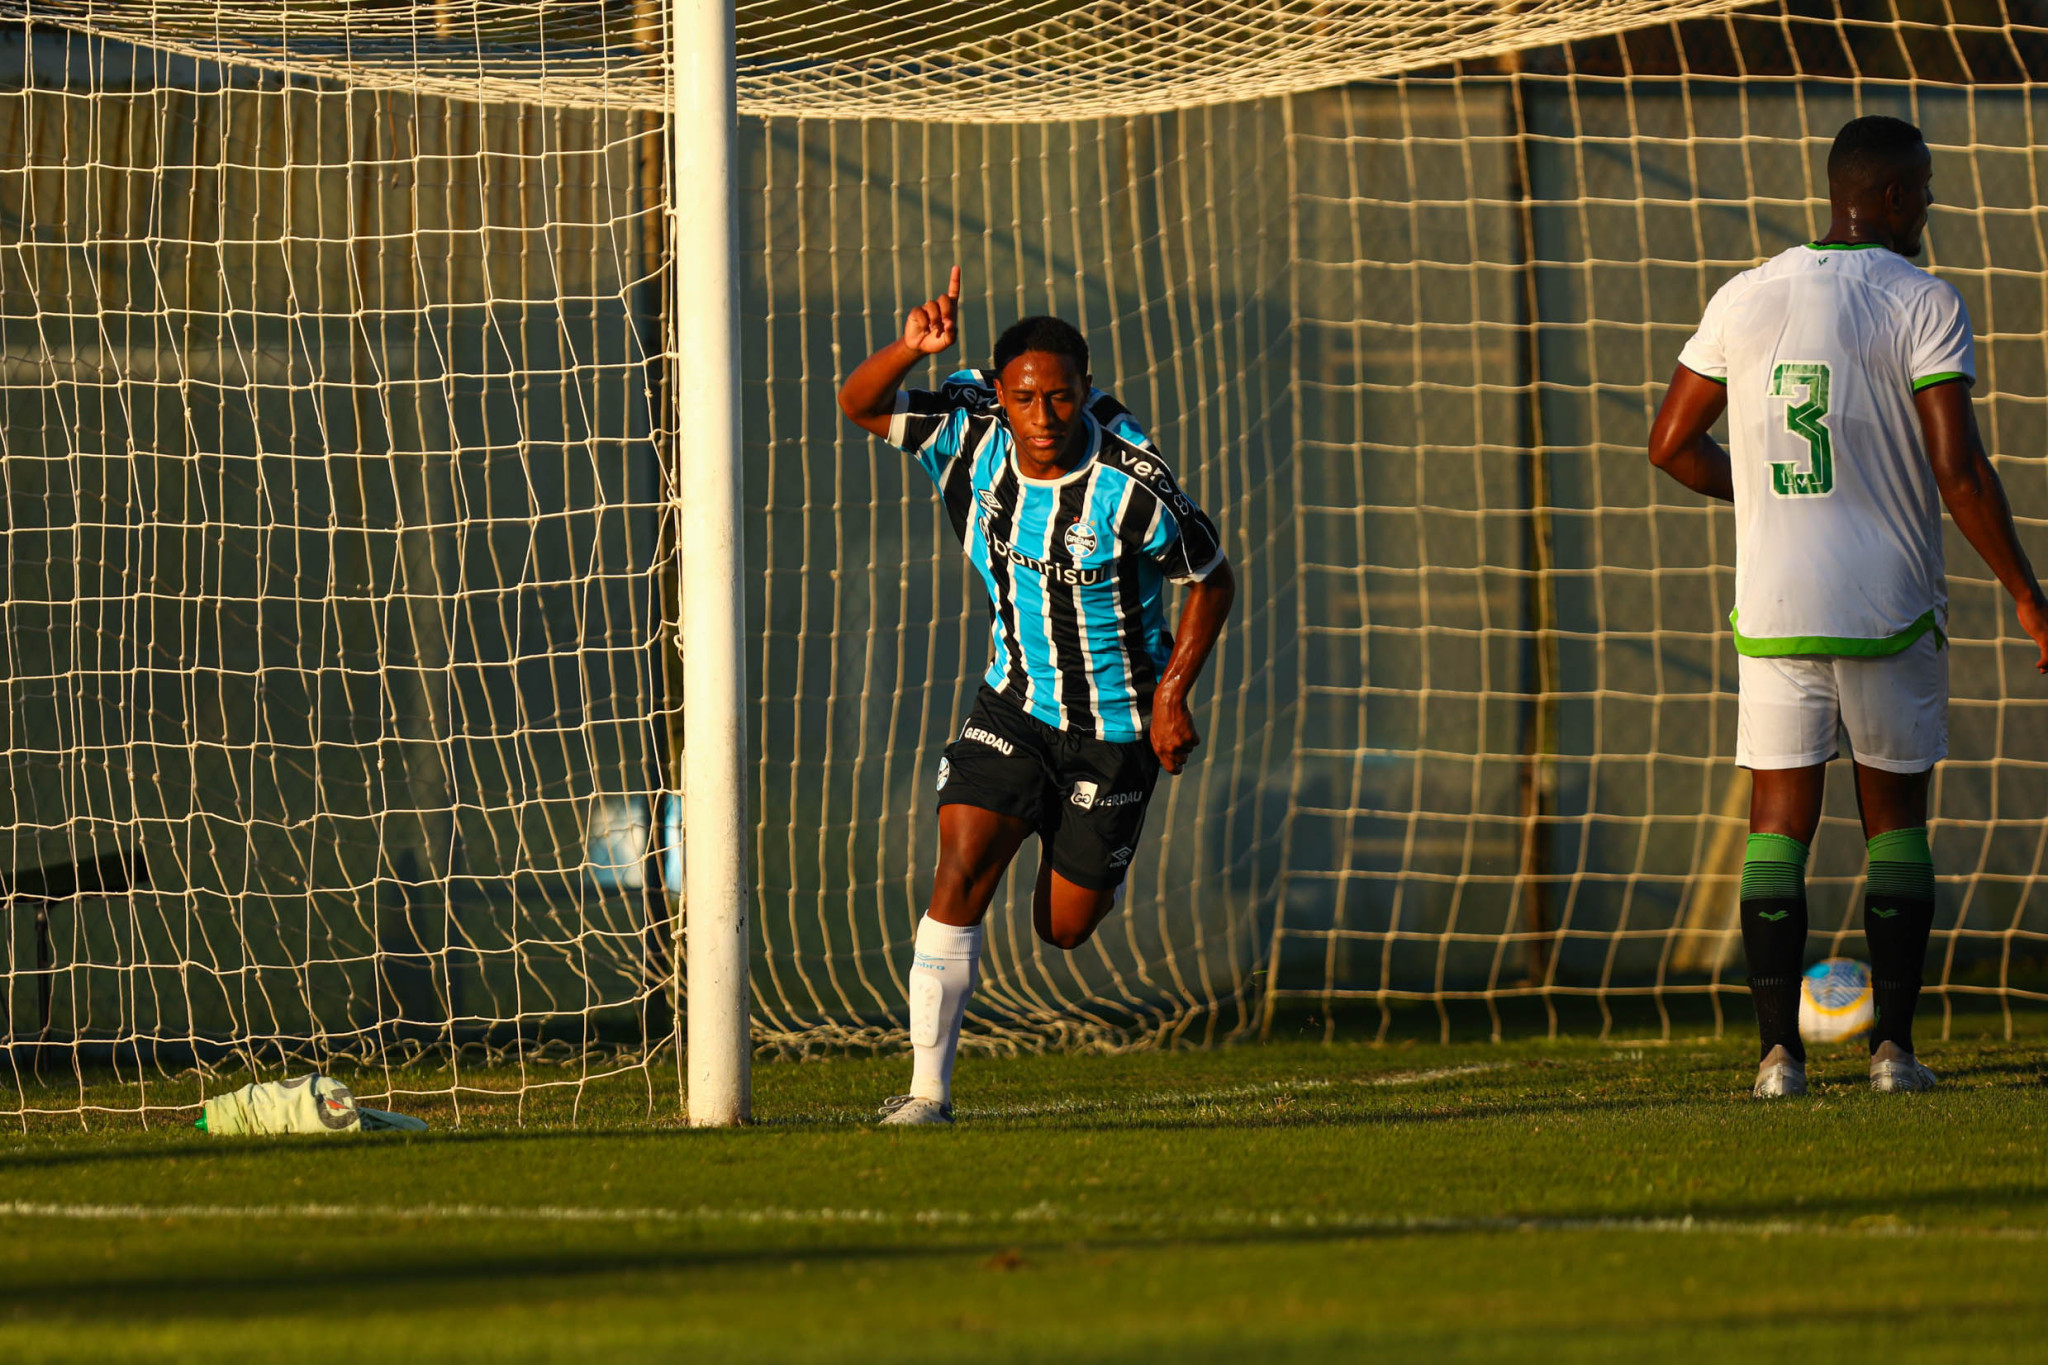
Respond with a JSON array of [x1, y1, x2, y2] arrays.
[[1752, 1044, 1807, 1098], [1869, 1040, 1938, 1093], [876, 1094, 954, 1126]]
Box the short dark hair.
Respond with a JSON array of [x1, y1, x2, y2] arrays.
[[992, 315, 1089, 380], [1828, 115, 1926, 191]]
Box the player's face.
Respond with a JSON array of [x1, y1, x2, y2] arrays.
[[1892, 150, 1934, 257], [995, 351, 1090, 468]]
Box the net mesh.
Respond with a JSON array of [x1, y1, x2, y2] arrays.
[[8, 2, 2048, 1124], [19, 1, 1753, 119], [0, 26, 677, 1119]]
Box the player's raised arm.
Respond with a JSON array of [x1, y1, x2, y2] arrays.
[[836, 266, 962, 438], [1647, 363, 1735, 502], [1915, 379, 2048, 672]]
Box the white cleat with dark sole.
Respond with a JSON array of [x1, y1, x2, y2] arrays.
[[1753, 1044, 1807, 1098], [876, 1095, 954, 1126], [1869, 1040, 1938, 1093]]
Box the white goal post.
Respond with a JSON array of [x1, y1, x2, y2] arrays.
[[6, 2, 2048, 1129], [671, 0, 750, 1128]]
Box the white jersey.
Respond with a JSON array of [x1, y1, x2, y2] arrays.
[[1677, 242, 1975, 656]]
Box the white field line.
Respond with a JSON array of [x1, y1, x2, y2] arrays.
[[0, 1200, 968, 1226], [960, 1064, 1511, 1119], [2, 1200, 2040, 1242], [1363, 1064, 1509, 1086]]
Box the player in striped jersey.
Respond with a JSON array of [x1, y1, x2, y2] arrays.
[[839, 267, 1236, 1124]]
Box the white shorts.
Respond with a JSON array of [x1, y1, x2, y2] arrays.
[[1735, 630, 1948, 774]]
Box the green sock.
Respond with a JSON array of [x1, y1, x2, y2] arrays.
[[1740, 832, 1809, 900]]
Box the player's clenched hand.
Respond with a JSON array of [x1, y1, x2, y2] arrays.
[[902, 266, 961, 355], [1150, 690, 1201, 775], [2018, 592, 2048, 674]]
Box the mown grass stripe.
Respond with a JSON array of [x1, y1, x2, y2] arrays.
[[2, 1200, 2040, 1242]]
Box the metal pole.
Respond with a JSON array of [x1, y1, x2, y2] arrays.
[[1505, 56, 1560, 1017], [672, 0, 750, 1126]]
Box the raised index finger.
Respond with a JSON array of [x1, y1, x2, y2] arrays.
[[946, 265, 961, 300]]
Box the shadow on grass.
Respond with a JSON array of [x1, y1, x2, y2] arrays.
[[1657, 1180, 2048, 1225], [5, 1040, 2043, 1172], [9, 1071, 2045, 1169], [1931, 1058, 2048, 1084], [10, 1190, 2048, 1327], [0, 1125, 708, 1173], [0, 1087, 1725, 1168]]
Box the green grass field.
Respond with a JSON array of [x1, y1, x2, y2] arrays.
[[6, 1022, 2048, 1363]]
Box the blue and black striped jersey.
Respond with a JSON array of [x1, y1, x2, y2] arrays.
[[886, 369, 1224, 741]]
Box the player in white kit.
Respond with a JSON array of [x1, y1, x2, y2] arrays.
[[1648, 116, 2048, 1098]]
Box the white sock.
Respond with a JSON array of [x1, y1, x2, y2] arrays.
[[906, 914, 982, 1104]]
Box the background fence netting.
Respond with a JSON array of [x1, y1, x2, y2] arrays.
[[6, 2, 2048, 1120]]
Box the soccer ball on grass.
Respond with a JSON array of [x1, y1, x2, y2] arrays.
[[1798, 957, 1874, 1043]]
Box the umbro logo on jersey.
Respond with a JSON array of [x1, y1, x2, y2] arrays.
[[978, 488, 1003, 514], [1062, 522, 1099, 558], [1108, 846, 1134, 867], [962, 723, 1015, 756]]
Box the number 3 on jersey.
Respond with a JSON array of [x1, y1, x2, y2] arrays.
[[1767, 362, 1833, 496]]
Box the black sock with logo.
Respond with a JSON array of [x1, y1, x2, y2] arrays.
[[1864, 828, 1936, 1056], [1740, 832, 1810, 1064]]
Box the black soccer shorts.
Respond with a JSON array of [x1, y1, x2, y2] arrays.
[[934, 684, 1161, 891]]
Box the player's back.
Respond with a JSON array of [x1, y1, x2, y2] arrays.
[[1680, 243, 1975, 653]]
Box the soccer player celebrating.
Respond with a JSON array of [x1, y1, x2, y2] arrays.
[[1649, 116, 2048, 1097], [838, 268, 1235, 1125]]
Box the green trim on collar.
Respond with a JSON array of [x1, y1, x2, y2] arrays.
[[1730, 608, 1944, 658], [1806, 240, 1889, 251]]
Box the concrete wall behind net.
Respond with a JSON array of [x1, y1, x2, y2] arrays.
[[0, 35, 671, 1065]]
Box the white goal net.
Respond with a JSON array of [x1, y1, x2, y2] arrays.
[[7, 1, 2048, 1122]]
